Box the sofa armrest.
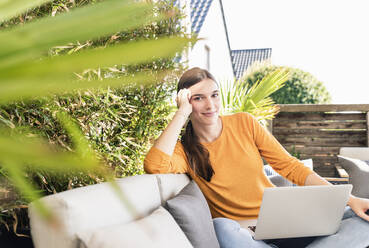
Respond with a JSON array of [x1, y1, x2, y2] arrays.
[[337, 155, 369, 198], [339, 147, 369, 160]]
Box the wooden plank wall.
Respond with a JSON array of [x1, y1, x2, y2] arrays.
[[272, 104, 369, 177]]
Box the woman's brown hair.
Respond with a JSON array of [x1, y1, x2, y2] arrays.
[[177, 67, 217, 182]]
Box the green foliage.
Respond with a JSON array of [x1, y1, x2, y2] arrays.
[[242, 64, 331, 104], [0, 0, 52, 23], [221, 68, 289, 125], [0, 0, 187, 234], [289, 145, 301, 159]]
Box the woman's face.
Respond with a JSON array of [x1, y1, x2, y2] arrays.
[[188, 78, 221, 126]]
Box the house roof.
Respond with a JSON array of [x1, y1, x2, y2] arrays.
[[172, 0, 235, 78], [189, 0, 234, 76], [190, 0, 213, 34], [231, 48, 272, 79]]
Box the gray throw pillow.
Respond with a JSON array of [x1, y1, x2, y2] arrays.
[[165, 180, 220, 248], [337, 155, 369, 198]]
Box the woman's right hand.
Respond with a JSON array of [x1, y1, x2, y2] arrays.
[[176, 89, 192, 118]]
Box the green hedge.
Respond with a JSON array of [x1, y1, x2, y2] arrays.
[[243, 65, 331, 104]]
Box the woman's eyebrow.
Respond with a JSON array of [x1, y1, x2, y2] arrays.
[[192, 90, 219, 97]]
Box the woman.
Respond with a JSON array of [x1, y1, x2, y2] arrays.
[[144, 67, 369, 247]]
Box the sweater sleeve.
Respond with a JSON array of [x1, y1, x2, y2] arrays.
[[144, 142, 189, 174], [245, 113, 314, 186]]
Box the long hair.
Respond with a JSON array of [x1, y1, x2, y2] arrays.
[[177, 67, 217, 182]]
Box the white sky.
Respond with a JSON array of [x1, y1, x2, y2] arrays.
[[222, 0, 369, 104]]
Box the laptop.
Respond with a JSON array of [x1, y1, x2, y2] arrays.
[[237, 184, 352, 240]]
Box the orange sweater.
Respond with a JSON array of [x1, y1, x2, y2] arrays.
[[144, 112, 313, 220]]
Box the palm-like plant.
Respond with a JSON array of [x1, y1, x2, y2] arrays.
[[0, 0, 190, 223], [221, 67, 289, 126]]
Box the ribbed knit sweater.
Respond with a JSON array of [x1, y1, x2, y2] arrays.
[[144, 112, 313, 220]]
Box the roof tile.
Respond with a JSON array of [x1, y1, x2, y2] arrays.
[[231, 48, 272, 79], [191, 0, 213, 33]]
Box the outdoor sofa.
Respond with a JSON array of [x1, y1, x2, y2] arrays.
[[28, 146, 369, 248], [28, 159, 313, 248]]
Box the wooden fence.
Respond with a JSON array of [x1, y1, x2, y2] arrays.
[[271, 104, 369, 177]]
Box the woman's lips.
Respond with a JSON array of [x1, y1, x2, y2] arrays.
[[202, 112, 216, 117]]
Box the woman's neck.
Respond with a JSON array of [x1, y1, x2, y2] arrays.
[[192, 117, 222, 143]]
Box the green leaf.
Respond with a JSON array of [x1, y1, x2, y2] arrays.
[[2, 159, 55, 222], [0, 0, 52, 23], [0, 0, 160, 68], [0, 132, 100, 172], [221, 68, 289, 123], [2, 160, 41, 201], [0, 36, 191, 79], [0, 130, 138, 220], [54, 111, 95, 159], [0, 72, 166, 103], [242, 68, 289, 111]]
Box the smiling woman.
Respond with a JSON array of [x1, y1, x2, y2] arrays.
[[177, 69, 222, 181], [144, 67, 369, 248], [144, 67, 316, 220], [149, 67, 222, 181]]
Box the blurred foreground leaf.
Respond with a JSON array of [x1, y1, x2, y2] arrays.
[[0, 0, 160, 68], [0, 36, 189, 80], [0, 0, 52, 23], [0, 0, 189, 228], [0, 70, 170, 103]]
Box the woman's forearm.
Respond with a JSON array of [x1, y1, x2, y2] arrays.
[[153, 110, 189, 156], [304, 172, 331, 186]]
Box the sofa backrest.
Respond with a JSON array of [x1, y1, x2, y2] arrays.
[[29, 173, 190, 248], [156, 174, 191, 204]]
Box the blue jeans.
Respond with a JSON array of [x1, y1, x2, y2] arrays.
[[213, 207, 369, 248]]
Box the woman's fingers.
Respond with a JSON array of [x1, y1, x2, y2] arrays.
[[177, 89, 191, 105], [350, 197, 369, 222], [176, 89, 192, 117]]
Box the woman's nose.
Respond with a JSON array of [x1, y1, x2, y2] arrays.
[[205, 97, 215, 109]]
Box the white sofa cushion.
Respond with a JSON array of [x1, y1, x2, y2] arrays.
[[29, 174, 162, 248], [77, 206, 193, 248]]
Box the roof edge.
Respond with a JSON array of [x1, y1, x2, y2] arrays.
[[218, 0, 235, 78], [231, 48, 273, 52]]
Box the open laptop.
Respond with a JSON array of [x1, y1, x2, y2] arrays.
[[238, 184, 352, 240]]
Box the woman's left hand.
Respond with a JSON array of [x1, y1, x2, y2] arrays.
[[348, 196, 369, 222]]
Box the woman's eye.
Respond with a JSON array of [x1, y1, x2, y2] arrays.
[[212, 93, 219, 97], [194, 97, 202, 101]]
